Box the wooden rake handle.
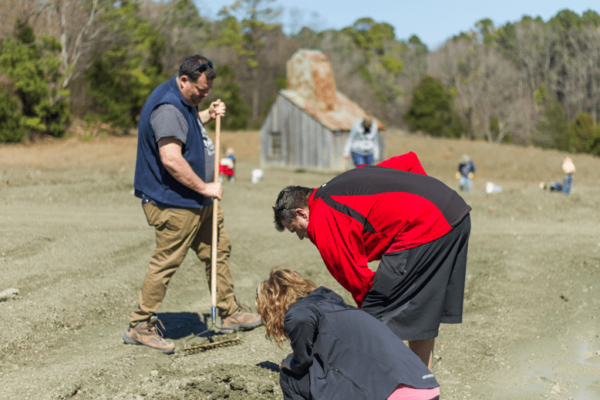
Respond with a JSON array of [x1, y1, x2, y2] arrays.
[[210, 102, 221, 324]]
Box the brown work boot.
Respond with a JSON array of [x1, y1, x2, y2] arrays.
[[123, 316, 175, 354], [221, 307, 262, 332]]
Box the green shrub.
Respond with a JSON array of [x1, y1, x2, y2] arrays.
[[0, 21, 70, 141], [0, 83, 24, 142], [205, 65, 251, 130], [85, 3, 167, 130], [534, 100, 572, 151], [404, 75, 465, 138], [488, 116, 513, 144], [591, 125, 600, 156], [570, 112, 596, 153]]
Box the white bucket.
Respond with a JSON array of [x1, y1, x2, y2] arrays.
[[485, 182, 502, 194], [251, 169, 264, 183]]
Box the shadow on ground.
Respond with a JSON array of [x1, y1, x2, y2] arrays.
[[158, 312, 211, 339], [256, 361, 280, 372]]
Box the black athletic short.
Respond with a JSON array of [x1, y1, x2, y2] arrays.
[[361, 214, 471, 341]]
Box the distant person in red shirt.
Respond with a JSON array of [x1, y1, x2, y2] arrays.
[[272, 152, 471, 368]]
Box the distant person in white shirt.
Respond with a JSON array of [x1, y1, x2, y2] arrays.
[[562, 157, 575, 195], [343, 117, 379, 167]]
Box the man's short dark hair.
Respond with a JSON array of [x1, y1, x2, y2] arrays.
[[179, 55, 217, 81], [273, 186, 313, 232]]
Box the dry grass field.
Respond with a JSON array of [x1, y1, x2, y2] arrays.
[[0, 130, 599, 399]]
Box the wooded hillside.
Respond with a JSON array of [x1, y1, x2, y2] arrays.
[[0, 0, 599, 155]]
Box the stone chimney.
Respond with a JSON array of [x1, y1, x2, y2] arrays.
[[286, 49, 337, 112]]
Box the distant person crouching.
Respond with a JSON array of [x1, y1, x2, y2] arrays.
[[343, 117, 379, 167], [456, 154, 475, 194], [256, 268, 440, 400], [539, 157, 576, 194], [219, 147, 236, 182]]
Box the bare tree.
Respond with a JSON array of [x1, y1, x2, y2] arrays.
[[576, 25, 600, 122], [0, 0, 50, 39], [219, 0, 281, 121], [429, 40, 485, 140], [51, 0, 102, 91], [0, 0, 22, 39], [429, 39, 534, 144], [141, 0, 212, 74], [0, 0, 106, 109], [511, 19, 556, 108]]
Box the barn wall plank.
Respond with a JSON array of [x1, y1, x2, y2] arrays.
[[261, 94, 386, 171]]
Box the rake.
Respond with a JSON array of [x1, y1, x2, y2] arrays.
[[183, 329, 241, 352], [184, 105, 241, 352]]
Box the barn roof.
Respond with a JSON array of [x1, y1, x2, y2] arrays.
[[282, 49, 385, 132]]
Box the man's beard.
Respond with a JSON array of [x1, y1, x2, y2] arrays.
[[190, 94, 203, 106]]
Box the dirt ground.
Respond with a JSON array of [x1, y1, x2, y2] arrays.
[[0, 130, 599, 400]]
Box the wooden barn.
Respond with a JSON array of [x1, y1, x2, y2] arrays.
[[260, 49, 386, 171]]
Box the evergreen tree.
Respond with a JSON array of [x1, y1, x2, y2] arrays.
[[218, 0, 280, 122], [404, 75, 465, 138], [85, 2, 167, 129], [534, 100, 572, 151], [205, 65, 251, 130], [0, 77, 24, 142], [592, 125, 600, 156], [570, 112, 596, 153], [341, 18, 404, 105], [0, 20, 71, 140]]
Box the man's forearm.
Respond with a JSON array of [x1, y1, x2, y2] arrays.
[[163, 156, 208, 195], [198, 108, 213, 124], [158, 138, 221, 199]]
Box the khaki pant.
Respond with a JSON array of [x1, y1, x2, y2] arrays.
[[129, 202, 238, 326]]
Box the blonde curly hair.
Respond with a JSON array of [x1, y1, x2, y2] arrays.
[[255, 267, 317, 346]]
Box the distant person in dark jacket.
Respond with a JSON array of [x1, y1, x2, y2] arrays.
[[256, 268, 440, 400], [456, 154, 475, 194]]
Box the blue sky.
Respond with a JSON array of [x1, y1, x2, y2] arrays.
[[194, 0, 598, 49]]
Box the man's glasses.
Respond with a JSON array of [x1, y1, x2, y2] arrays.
[[197, 60, 213, 74]]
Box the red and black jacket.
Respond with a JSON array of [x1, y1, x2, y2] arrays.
[[307, 152, 471, 306]]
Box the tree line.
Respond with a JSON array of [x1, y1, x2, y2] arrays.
[[0, 1, 599, 156], [423, 10, 600, 156]]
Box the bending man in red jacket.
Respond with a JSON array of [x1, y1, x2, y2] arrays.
[[272, 152, 471, 369]]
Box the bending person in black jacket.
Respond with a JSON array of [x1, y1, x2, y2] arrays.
[[256, 268, 440, 400]]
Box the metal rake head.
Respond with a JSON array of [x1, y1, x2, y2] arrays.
[[183, 321, 241, 352], [183, 333, 241, 352]]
